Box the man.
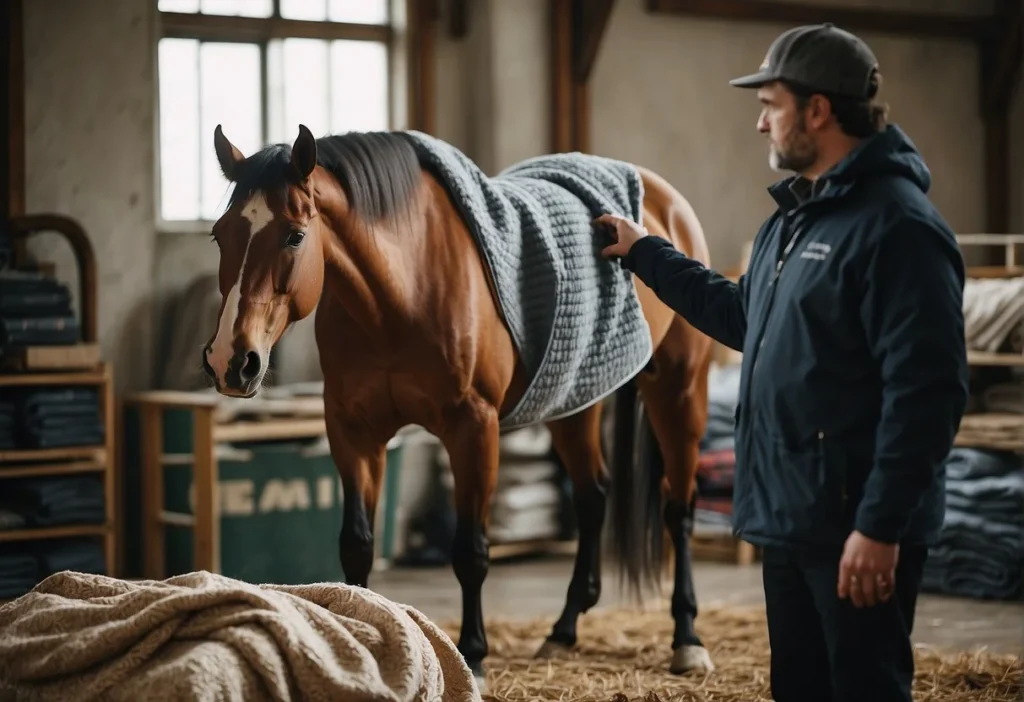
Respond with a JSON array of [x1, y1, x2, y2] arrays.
[[597, 23, 968, 702]]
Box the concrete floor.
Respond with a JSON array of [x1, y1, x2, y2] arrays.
[[372, 555, 1024, 657]]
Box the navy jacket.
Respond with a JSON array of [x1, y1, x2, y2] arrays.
[[622, 125, 969, 549]]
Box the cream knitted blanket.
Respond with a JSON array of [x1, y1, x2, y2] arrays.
[[0, 570, 480, 702]]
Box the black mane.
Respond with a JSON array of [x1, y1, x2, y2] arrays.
[[226, 131, 423, 223]]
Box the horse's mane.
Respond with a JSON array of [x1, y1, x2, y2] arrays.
[[226, 131, 422, 223]]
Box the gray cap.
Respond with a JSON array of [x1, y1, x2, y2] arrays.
[[729, 23, 879, 99]]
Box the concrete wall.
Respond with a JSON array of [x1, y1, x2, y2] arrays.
[[18, 0, 1024, 394], [590, 0, 996, 271], [22, 0, 157, 394]]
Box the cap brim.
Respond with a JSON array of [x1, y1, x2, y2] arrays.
[[729, 71, 775, 88]]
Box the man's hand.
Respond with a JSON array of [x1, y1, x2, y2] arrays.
[[837, 530, 899, 608], [595, 213, 648, 258]]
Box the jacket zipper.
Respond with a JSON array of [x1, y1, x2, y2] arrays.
[[748, 214, 803, 383]]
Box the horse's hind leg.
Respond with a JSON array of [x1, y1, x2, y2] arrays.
[[637, 316, 715, 675], [535, 404, 609, 657]]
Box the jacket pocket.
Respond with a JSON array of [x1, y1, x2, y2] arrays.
[[763, 431, 848, 544]]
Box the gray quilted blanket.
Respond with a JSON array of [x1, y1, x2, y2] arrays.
[[404, 131, 653, 429]]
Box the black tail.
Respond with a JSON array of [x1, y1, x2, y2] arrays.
[[606, 375, 666, 603]]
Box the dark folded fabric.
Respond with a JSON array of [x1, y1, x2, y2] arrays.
[[0, 550, 42, 599], [39, 539, 106, 577], [922, 507, 1023, 600], [944, 447, 1021, 482], [22, 411, 103, 432], [0, 477, 105, 528], [19, 429, 105, 449], [0, 509, 26, 530]]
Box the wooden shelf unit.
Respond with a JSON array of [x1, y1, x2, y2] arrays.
[[0, 361, 118, 578], [1, 214, 119, 599], [957, 234, 1024, 454]]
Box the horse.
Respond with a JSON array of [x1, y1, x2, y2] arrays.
[[200, 124, 717, 684]]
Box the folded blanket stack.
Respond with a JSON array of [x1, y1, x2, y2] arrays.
[[694, 364, 741, 532], [922, 447, 1024, 600], [0, 269, 80, 350], [0, 476, 105, 529], [963, 277, 1024, 354], [1, 386, 104, 450], [0, 539, 106, 600]]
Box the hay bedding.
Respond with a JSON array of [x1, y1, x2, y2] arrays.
[[444, 602, 1022, 702]]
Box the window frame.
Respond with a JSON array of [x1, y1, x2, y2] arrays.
[[154, 1, 398, 234]]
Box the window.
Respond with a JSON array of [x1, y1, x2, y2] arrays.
[[156, 0, 393, 225]]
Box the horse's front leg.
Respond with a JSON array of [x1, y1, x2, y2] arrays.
[[440, 398, 500, 685], [326, 413, 386, 588]]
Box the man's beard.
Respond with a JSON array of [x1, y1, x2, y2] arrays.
[[768, 118, 818, 173]]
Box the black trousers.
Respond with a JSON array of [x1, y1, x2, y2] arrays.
[[761, 543, 928, 702]]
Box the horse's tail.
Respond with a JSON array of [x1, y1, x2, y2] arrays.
[[606, 374, 666, 603]]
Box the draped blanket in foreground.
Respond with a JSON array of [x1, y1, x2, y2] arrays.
[[404, 131, 653, 429], [0, 570, 480, 702]]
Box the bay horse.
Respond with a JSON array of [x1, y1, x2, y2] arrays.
[[201, 124, 716, 683]]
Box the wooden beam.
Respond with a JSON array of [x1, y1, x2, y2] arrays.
[[552, 0, 574, 152], [3, 0, 25, 222], [407, 0, 437, 134], [646, 0, 987, 42], [159, 11, 391, 42], [448, 0, 470, 39], [980, 0, 1023, 234], [573, 0, 615, 83]]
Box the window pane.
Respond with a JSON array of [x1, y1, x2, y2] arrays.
[[328, 0, 387, 24], [330, 40, 388, 133], [280, 0, 326, 21], [199, 0, 272, 17], [268, 38, 330, 143], [158, 38, 200, 221], [199, 43, 262, 221], [158, 0, 200, 12]]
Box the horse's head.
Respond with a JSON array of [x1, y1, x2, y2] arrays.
[[202, 124, 325, 397]]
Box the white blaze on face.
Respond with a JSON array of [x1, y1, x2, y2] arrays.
[[208, 192, 274, 384]]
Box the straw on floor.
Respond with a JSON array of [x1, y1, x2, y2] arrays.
[[441, 601, 1022, 702]]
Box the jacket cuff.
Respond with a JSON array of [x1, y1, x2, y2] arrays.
[[622, 235, 672, 273]]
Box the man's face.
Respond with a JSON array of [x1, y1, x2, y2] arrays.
[[756, 82, 818, 173]]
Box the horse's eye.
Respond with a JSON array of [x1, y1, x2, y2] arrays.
[[286, 230, 305, 248]]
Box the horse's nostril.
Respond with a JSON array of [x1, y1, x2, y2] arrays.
[[239, 350, 261, 383]]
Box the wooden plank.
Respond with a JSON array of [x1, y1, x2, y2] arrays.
[[406, 0, 437, 134], [213, 418, 327, 443], [159, 11, 391, 43], [141, 405, 165, 580], [0, 367, 107, 387], [0, 446, 106, 464], [123, 390, 220, 410], [0, 344, 101, 372], [646, 0, 987, 41], [0, 524, 109, 543], [0, 458, 106, 479], [192, 407, 219, 574], [967, 351, 1024, 367]]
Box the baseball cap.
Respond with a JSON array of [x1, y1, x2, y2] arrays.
[[729, 23, 879, 99]]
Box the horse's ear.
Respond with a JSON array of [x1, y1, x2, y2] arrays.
[[213, 124, 245, 181], [291, 124, 317, 181]]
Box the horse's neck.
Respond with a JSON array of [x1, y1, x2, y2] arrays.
[[318, 209, 419, 341]]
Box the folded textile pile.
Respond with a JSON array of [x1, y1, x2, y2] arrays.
[[922, 448, 1024, 600], [962, 277, 1024, 353], [0, 476, 105, 529], [0, 269, 80, 350], [0, 539, 106, 599], [1, 386, 104, 449], [955, 413, 1024, 451], [694, 363, 741, 532], [0, 569, 480, 702], [701, 363, 741, 453], [979, 378, 1024, 415]]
